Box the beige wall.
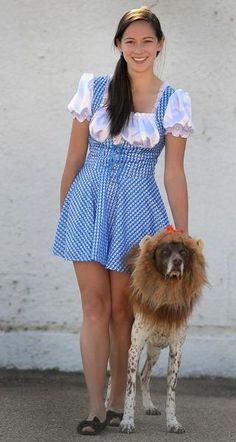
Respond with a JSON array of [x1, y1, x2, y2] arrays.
[[0, 0, 235, 375]]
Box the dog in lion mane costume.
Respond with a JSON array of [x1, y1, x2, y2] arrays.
[[119, 226, 208, 434]]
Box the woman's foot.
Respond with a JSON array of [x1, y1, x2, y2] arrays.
[[77, 416, 107, 435]]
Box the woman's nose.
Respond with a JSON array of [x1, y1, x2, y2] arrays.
[[133, 43, 145, 54]]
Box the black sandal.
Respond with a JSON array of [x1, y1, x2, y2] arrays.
[[106, 409, 124, 427], [77, 416, 107, 435]]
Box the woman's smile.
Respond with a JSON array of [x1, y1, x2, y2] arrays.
[[132, 57, 148, 63]]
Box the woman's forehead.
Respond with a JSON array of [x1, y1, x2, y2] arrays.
[[122, 20, 156, 39]]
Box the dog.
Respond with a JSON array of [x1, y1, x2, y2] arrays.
[[119, 226, 207, 434]]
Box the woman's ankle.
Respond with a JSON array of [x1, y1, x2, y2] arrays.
[[88, 408, 106, 421], [106, 398, 124, 412]]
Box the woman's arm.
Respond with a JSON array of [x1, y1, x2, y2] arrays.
[[164, 133, 188, 233], [60, 118, 89, 209]]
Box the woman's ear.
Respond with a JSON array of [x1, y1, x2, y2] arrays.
[[116, 38, 122, 51], [157, 36, 165, 52]]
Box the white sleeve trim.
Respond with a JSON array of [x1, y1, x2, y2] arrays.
[[67, 73, 94, 122], [163, 89, 194, 138]]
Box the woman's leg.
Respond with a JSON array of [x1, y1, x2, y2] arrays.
[[73, 261, 111, 430], [107, 270, 134, 418]]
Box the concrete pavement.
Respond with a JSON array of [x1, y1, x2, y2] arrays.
[[0, 369, 235, 442]]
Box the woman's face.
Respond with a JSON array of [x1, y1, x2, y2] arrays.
[[117, 20, 164, 74]]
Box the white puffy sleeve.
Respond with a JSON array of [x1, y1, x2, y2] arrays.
[[67, 73, 94, 122], [163, 89, 194, 138]]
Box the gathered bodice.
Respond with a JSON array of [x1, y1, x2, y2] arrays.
[[80, 75, 177, 178], [89, 78, 170, 148]]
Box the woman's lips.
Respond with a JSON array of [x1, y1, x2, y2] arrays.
[[132, 57, 148, 63]]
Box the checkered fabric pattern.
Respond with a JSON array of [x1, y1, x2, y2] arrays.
[[53, 77, 175, 272]]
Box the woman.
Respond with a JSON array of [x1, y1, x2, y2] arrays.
[[53, 6, 193, 436]]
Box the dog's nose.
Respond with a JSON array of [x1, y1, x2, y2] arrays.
[[173, 258, 182, 267]]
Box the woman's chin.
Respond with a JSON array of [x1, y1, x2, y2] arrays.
[[128, 61, 153, 74], [128, 65, 153, 74]]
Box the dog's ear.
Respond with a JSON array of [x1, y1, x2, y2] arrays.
[[195, 238, 204, 250], [139, 235, 152, 250]]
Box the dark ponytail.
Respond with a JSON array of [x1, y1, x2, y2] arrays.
[[107, 54, 134, 137], [106, 7, 164, 138]]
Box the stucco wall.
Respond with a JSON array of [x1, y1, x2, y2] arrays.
[[0, 0, 235, 376]]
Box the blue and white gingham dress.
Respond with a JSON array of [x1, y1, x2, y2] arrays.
[[53, 74, 193, 272]]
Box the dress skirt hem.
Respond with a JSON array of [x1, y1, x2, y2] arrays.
[[52, 250, 130, 273]]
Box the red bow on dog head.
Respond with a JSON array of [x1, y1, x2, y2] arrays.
[[165, 225, 184, 234]]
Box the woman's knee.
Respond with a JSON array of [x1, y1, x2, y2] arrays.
[[111, 294, 133, 326], [82, 288, 111, 323], [73, 261, 111, 324]]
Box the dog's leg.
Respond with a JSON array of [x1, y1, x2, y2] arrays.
[[166, 342, 185, 433], [105, 375, 111, 409], [140, 343, 162, 415], [120, 315, 150, 434]]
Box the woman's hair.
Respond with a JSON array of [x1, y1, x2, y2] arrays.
[[106, 6, 164, 137]]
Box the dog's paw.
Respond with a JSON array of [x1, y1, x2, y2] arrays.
[[119, 419, 135, 433], [145, 406, 161, 416], [167, 422, 185, 433]]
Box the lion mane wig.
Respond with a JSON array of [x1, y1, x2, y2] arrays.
[[126, 229, 208, 331]]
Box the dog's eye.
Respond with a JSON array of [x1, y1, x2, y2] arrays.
[[179, 248, 188, 257], [160, 249, 171, 257]]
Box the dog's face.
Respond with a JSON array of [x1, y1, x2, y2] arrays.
[[154, 241, 192, 279], [127, 230, 207, 330]]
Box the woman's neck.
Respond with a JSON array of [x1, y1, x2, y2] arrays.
[[128, 69, 160, 93]]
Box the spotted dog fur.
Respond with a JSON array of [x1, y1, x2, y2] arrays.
[[118, 230, 207, 434], [120, 314, 186, 433]]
